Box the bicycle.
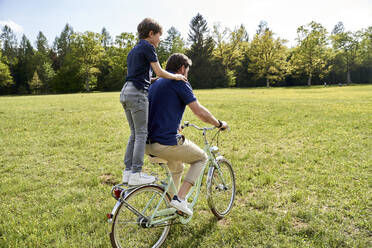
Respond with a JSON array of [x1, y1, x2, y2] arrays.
[[108, 121, 236, 248]]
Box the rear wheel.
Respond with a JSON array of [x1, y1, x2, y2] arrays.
[[207, 158, 236, 219], [110, 185, 171, 248]]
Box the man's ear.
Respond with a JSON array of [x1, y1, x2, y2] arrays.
[[180, 65, 185, 74], [148, 30, 154, 37]]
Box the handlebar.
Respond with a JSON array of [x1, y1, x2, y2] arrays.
[[182, 121, 217, 131], [182, 121, 229, 145], [182, 121, 229, 131]]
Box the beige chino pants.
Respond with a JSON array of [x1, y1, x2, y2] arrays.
[[145, 138, 208, 195]]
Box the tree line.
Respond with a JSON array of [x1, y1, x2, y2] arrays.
[[0, 13, 371, 94]]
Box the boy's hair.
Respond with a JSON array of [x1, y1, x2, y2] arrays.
[[166, 53, 192, 72], [137, 18, 163, 39]]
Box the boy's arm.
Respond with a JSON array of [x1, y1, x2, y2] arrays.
[[151, 77, 159, 83], [151, 61, 187, 82]]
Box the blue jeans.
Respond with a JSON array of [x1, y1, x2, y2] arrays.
[[120, 82, 148, 173]]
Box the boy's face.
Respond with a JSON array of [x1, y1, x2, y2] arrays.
[[148, 31, 161, 48]]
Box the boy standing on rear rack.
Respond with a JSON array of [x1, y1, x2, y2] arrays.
[[120, 18, 187, 186]]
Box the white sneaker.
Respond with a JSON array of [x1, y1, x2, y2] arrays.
[[128, 172, 155, 186], [122, 170, 131, 184], [170, 196, 193, 216]]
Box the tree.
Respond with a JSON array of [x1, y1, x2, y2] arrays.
[[360, 27, 372, 62], [291, 21, 330, 86], [29, 71, 42, 94], [358, 27, 372, 83], [68, 32, 105, 91], [213, 24, 248, 68], [248, 26, 288, 87], [157, 27, 185, 66], [40, 61, 56, 92], [33, 31, 55, 92], [188, 13, 209, 46], [0, 25, 18, 64], [331, 22, 360, 84], [212, 24, 249, 86], [14, 35, 35, 93], [98, 32, 136, 91], [52, 61, 83, 93], [0, 25, 18, 92], [95, 27, 113, 90], [234, 43, 254, 87], [350, 26, 372, 84], [101, 27, 112, 49], [0, 48, 13, 88], [256, 20, 270, 35], [35, 31, 49, 55], [52, 24, 74, 69], [0, 61, 13, 87], [186, 13, 228, 88]]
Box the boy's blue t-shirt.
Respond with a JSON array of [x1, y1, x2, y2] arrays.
[[148, 76, 197, 146], [126, 39, 158, 91]]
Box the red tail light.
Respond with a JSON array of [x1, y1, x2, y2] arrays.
[[114, 188, 122, 199]]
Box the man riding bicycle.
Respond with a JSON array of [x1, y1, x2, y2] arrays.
[[145, 53, 228, 216]]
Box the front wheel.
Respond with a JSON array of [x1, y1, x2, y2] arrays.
[[206, 158, 236, 219], [110, 185, 171, 248]]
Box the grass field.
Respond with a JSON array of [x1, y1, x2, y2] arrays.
[[0, 85, 371, 247]]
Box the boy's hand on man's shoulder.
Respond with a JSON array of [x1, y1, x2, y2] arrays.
[[174, 74, 188, 82]]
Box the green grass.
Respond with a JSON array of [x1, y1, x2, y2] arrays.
[[0, 85, 371, 247]]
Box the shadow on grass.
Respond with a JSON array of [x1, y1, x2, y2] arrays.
[[165, 217, 218, 248]]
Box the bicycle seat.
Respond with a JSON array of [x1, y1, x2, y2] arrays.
[[148, 154, 168, 164]]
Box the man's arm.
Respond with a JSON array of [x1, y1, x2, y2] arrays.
[[188, 100, 228, 129], [150, 61, 187, 82]]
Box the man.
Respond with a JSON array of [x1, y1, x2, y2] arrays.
[[145, 53, 228, 216]]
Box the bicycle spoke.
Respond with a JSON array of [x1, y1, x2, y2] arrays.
[[207, 159, 236, 219], [111, 186, 172, 248], [115, 221, 139, 225]]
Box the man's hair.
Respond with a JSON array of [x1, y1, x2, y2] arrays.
[[137, 18, 163, 39], [165, 53, 192, 72]]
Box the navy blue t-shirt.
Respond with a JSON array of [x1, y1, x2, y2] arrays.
[[126, 39, 158, 91], [148, 76, 197, 145]]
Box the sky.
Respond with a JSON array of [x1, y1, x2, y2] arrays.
[[0, 0, 371, 47]]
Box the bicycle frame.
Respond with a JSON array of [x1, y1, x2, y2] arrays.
[[116, 122, 228, 227]]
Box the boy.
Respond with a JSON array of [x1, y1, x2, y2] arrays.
[[120, 18, 187, 186]]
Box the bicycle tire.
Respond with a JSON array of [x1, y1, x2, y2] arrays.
[[206, 157, 236, 219], [110, 185, 171, 248]]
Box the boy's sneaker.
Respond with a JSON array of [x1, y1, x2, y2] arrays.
[[128, 172, 155, 186], [170, 195, 193, 216], [122, 170, 131, 184]]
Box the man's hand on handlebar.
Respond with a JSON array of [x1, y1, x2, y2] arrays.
[[217, 120, 229, 131]]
